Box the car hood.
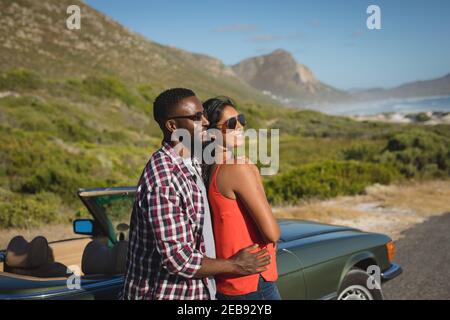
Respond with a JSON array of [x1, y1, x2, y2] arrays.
[[278, 219, 358, 242]]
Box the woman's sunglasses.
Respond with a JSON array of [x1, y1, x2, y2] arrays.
[[217, 114, 246, 130]]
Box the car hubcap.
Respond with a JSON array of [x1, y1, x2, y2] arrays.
[[338, 285, 373, 300]]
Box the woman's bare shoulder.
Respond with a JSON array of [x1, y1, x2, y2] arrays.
[[221, 157, 259, 176]]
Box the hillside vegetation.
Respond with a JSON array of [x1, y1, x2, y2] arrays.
[[1, 69, 449, 228]]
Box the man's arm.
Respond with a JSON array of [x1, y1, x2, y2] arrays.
[[194, 244, 271, 278]]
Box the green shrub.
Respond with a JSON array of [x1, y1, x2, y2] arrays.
[[19, 165, 90, 199], [379, 129, 450, 178], [1, 128, 105, 202], [53, 117, 98, 142], [137, 84, 156, 102], [264, 161, 400, 205], [0, 69, 42, 91], [78, 76, 140, 107], [341, 144, 380, 162], [415, 112, 431, 122], [0, 191, 66, 229]]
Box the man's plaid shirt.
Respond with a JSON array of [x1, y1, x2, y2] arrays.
[[122, 142, 210, 300]]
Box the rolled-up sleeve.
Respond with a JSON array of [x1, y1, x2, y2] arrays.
[[144, 184, 203, 278]]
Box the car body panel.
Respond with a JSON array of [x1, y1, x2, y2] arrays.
[[0, 272, 123, 300], [275, 248, 306, 299]]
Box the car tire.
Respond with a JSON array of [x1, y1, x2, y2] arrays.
[[337, 268, 384, 300]]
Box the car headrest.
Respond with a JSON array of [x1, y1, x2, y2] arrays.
[[82, 240, 128, 275], [5, 236, 52, 269]]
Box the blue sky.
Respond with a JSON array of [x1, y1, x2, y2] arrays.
[[86, 0, 450, 90]]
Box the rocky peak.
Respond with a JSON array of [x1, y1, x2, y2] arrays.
[[230, 49, 347, 105]]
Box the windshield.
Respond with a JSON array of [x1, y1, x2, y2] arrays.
[[78, 187, 136, 245]]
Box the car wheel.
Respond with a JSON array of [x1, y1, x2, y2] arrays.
[[337, 268, 384, 300]]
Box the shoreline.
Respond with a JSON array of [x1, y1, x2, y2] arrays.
[[349, 110, 450, 125]]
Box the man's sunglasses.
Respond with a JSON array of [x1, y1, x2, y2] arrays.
[[217, 114, 246, 130], [168, 111, 204, 121]]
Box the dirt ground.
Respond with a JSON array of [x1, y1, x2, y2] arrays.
[[1, 180, 449, 249]]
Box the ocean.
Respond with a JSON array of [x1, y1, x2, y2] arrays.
[[319, 95, 450, 116]]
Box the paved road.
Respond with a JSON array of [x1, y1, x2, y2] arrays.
[[383, 212, 450, 300]]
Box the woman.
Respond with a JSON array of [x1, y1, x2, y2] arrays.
[[202, 96, 281, 300]]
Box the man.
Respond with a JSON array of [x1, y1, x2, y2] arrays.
[[122, 88, 270, 300]]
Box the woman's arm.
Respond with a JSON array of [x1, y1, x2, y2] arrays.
[[221, 163, 281, 243]]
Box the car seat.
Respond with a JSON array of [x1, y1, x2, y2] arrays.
[[4, 236, 68, 278]]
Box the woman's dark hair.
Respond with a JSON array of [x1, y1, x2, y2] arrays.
[[201, 96, 237, 185], [203, 96, 236, 129]]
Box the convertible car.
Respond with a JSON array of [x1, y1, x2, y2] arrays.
[[0, 186, 402, 300]]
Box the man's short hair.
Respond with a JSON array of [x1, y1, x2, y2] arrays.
[[153, 88, 196, 124]]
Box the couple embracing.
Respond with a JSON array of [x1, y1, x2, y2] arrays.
[[121, 88, 281, 300]]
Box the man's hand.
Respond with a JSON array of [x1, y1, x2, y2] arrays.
[[229, 244, 270, 275], [194, 244, 271, 278]]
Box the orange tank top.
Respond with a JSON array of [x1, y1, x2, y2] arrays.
[[208, 164, 278, 295]]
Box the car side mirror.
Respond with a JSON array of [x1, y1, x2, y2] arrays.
[[73, 219, 94, 235]]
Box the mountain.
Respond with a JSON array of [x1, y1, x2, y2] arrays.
[[352, 73, 450, 101], [0, 0, 276, 105], [231, 49, 348, 106]]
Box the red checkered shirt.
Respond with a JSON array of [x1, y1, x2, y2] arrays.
[[122, 142, 210, 300]]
